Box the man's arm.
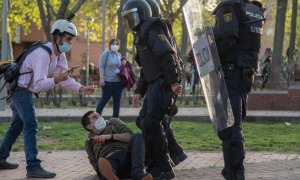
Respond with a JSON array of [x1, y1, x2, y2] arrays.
[[84, 139, 101, 176], [148, 29, 180, 87], [135, 68, 148, 97], [92, 133, 132, 144]]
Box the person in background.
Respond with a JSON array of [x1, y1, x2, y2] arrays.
[[0, 19, 97, 178], [97, 39, 123, 118]]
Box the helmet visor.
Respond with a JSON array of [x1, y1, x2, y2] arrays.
[[122, 9, 141, 33]]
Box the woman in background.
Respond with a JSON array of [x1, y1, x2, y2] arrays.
[[96, 39, 123, 118]]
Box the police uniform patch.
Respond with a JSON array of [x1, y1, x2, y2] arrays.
[[158, 34, 166, 41], [223, 13, 232, 22]]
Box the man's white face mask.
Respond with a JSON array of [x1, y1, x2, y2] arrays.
[[95, 117, 106, 133]]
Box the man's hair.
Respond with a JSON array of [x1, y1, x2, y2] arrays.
[[81, 110, 95, 133]]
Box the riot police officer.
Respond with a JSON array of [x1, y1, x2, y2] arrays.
[[141, 0, 188, 167], [213, 0, 264, 179], [122, 0, 183, 179]]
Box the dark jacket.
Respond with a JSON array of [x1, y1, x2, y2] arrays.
[[134, 17, 182, 96], [85, 118, 133, 175], [213, 0, 264, 69]]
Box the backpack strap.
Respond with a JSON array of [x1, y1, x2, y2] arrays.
[[12, 42, 52, 91]]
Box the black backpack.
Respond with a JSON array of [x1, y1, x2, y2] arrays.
[[0, 42, 52, 99]]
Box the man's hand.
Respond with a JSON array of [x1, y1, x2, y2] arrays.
[[90, 134, 112, 144], [132, 93, 142, 108], [54, 69, 70, 84], [79, 85, 97, 94], [171, 83, 182, 95]]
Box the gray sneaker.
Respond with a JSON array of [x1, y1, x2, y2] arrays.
[[27, 166, 56, 178], [0, 161, 19, 169]]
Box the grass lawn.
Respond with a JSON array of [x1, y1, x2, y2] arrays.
[[0, 121, 299, 152]]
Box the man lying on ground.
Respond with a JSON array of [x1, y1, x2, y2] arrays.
[[81, 110, 152, 180]]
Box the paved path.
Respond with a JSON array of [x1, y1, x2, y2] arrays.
[[1, 151, 300, 180], [1, 108, 300, 122]]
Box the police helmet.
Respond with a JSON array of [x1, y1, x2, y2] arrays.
[[121, 0, 152, 31], [50, 19, 78, 37], [145, 0, 161, 17]]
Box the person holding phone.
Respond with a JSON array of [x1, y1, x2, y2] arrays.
[[96, 38, 123, 118], [0, 19, 97, 178]]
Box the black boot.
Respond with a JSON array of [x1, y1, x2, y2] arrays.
[[26, 166, 56, 178], [0, 161, 19, 169], [221, 141, 245, 180], [163, 120, 188, 166], [145, 132, 175, 179]]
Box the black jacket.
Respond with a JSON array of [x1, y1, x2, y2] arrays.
[[213, 0, 264, 69], [134, 17, 181, 96]]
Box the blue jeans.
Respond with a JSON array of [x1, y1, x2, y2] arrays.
[[0, 87, 41, 170], [105, 134, 145, 179], [96, 81, 123, 118]]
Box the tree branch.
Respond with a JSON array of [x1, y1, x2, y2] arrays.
[[46, 0, 57, 17], [70, 0, 86, 14], [57, 0, 70, 19], [37, 0, 52, 41], [170, 0, 187, 23]]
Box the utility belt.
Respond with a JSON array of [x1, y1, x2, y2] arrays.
[[159, 79, 172, 92], [222, 63, 255, 80]]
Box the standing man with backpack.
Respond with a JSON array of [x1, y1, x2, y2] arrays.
[[0, 19, 96, 178], [122, 0, 184, 179]]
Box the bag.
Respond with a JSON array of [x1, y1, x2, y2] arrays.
[[0, 42, 52, 97], [119, 57, 136, 91]]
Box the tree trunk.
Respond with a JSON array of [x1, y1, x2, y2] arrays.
[[117, 0, 128, 107], [37, 0, 52, 41], [287, 0, 298, 85], [117, 0, 127, 56], [181, 14, 189, 56], [270, 0, 288, 89], [57, 0, 70, 19]]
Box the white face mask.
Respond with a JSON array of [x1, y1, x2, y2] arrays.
[[59, 42, 72, 52], [110, 44, 119, 52], [94, 117, 106, 133]]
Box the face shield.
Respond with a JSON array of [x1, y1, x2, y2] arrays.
[[122, 8, 141, 33]]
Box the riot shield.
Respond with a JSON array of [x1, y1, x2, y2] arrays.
[[183, 0, 234, 132]]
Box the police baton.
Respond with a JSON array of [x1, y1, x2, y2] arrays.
[[168, 94, 177, 125], [164, 94, 177, 137]]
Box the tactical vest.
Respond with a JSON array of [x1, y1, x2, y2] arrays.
[[236, 2, 264, 53], [134, 17, 184, 84]]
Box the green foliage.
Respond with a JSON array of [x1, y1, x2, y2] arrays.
[[1, 121, 299, 152], [76, 0, 121, 42], [0, 0, 41, 40]]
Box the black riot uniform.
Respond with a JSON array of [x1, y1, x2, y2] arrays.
[[140, 0, 188, 167], [212, 0, 264, 179], [122, 0, 183, 179]]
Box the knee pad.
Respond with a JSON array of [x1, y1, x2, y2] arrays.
[[218, 127, 232, 141]]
